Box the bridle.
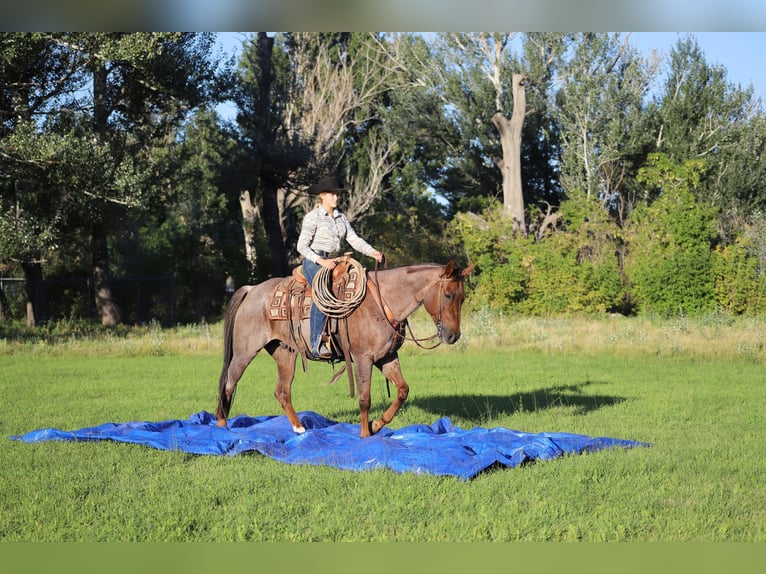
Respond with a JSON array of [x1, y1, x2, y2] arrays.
[[371, 261, 462, 351]]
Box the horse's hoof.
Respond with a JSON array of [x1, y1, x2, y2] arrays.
[[359, 422, 374, 438], [216, 418, 227, 428], [371, 420, 385, 434], [292, 425, 306, 434]]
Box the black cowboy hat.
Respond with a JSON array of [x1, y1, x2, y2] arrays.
[[307, 176, 350, 195]]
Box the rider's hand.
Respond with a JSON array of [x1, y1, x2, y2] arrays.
[[371, 250, 384, 263], [319, 257, 337, 269]]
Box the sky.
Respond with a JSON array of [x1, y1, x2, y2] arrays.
[[629, 32, 766, 101], [214, 32, 766, 121]]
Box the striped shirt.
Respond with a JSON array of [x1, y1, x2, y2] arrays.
[[297, 206, 376, 263]]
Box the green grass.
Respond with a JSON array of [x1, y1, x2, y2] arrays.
[[2, 315, 766, 541]]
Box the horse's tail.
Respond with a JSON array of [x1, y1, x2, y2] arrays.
[[216, 286, 251, 422]]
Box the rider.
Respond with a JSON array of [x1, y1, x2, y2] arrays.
[[297, 175, 384, 359]]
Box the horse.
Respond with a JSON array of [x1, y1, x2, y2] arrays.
[[215, 260, 474, 438]]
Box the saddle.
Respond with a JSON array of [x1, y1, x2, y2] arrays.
[[267, 256, 365, 362]]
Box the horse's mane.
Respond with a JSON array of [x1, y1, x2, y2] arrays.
[[400, 262, 465, 280]]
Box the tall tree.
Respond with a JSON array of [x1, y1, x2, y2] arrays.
[[80, 33, 226, 325], [553, 33, 659, 222], [427, 33, 522, 217], [235, 32, 406, 275], [0, 32, 86, 324], [237, 32, 289, 277], [423, 33, 567, 234], [655, 34, 766, 240]]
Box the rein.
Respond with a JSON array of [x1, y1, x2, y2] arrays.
[[370, 261, 449, 351]]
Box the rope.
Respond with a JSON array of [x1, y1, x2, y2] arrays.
[[311, 257, 367, 319]]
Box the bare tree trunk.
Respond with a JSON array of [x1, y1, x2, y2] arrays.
[[239, 190, 259, 274], [253, 32, 289, 277], [92, 222, 121, 326], [278, 187, 305, 268], [91, 59, 121, 326], [261, 181, 289, 277], [0, 284, 8, 323], [21, 261, 46, 327], [492, 73, 527, 234]]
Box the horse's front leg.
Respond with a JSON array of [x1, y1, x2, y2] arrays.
[[370, 355, 409, 435], [269, 344, 304, 434]]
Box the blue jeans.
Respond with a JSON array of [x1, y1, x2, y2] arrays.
[[302, 258, 325, 354]]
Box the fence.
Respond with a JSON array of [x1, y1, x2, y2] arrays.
[[0, 275, 175, 325]]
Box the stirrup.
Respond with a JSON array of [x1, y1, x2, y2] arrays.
[[312, 335, 333, 359], [315, 341, 333, 359]]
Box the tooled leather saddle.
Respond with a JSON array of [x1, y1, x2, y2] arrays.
[[267, 257, 365, 362]]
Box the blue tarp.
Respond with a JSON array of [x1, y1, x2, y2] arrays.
[[10, 411, 649, 480]]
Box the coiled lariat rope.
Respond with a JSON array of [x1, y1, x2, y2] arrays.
[[311, 257, 367, 318]]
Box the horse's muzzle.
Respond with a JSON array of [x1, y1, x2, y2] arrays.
[[441, 330, 460, 345]]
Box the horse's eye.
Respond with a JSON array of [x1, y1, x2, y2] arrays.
[[444, 292, 453, 301]]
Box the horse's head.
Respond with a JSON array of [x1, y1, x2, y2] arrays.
[[421, 261, 474, 345]]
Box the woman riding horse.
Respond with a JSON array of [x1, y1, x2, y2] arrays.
[[297, 176, 383, 359], [216, 260, 473, 437]]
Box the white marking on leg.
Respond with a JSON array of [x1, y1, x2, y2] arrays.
[[293, 425, 306, 434]]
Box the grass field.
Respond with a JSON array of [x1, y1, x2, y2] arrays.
[[1, 312, 765, 541]]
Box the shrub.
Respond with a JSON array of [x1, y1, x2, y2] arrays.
[[455, 195, 627, 315], [624, 154, 719, 317], [713, 235, 766, 314]]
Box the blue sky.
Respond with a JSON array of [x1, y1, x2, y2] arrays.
[[630, 32, 766, 101], [215, 32, 766, 120]]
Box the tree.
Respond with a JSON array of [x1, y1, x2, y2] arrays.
[[553, 33, 659, 223], [235, 32, 408, 275], [0, 33, 86, 324], [624, 153, 718, 316], [655, 34, 766, 240], [422, 33, 568, 234], [236, 32, 289, 278], [1, 33, 228, 326], [75, 33, 227, 325]]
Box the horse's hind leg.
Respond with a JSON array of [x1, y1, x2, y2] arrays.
[[269, 344, 304, 433], [370, 356, 409, 435], [354, 356, 375, 438], [216, 352, 253, 427]]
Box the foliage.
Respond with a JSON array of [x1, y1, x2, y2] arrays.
[[111, 108, 248, 323], [624, 153, 718, 317], [521, 238, 624, 316], [713, 234, 766, 315], [3, 32, 766, 326], [1, 33, 231, 324], [455, 196, 626, 315], [452, 205, 527, 313], [654, 34, 766, 227], [554, 33, 657, 206]]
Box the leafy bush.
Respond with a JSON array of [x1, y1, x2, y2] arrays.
[[455, 196, 627, 315], [624, 154, 719, 317], [713, 235, 766, 314]]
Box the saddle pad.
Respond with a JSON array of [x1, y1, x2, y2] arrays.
[[268, 279, 311, 321], [268, 269, 364, 321]]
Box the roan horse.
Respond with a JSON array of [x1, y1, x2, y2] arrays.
[[215, 260, 473, 437]]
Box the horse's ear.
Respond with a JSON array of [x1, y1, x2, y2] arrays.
[[461, 263, 475, 278], [442, 261, 456, 278]]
